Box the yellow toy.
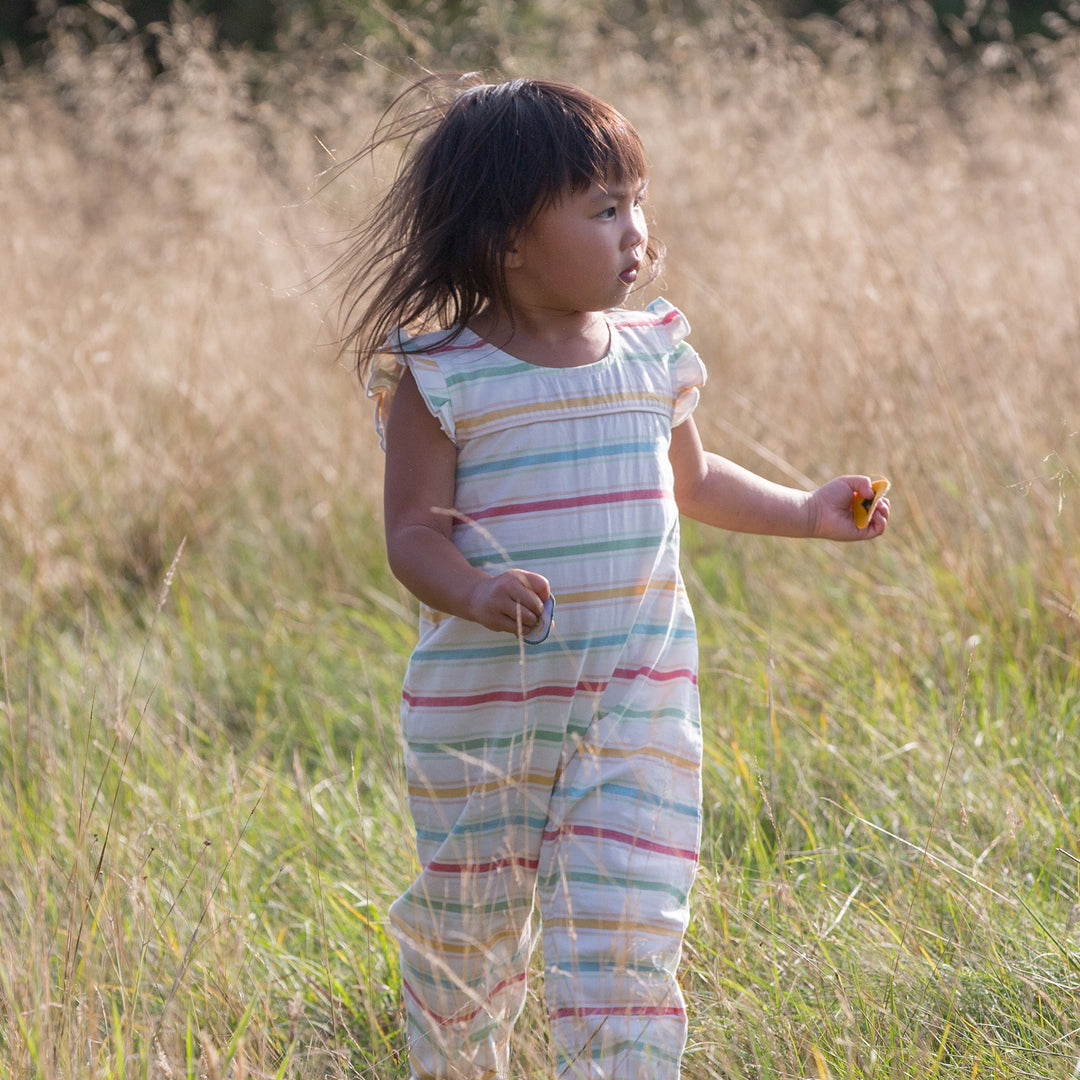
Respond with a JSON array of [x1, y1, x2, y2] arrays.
[[852, 477, 890, 529]]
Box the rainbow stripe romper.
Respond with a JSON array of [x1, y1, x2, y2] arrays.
[[368, 298, 707, 1079]]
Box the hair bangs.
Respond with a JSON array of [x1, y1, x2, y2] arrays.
[[558, 91, 649, 195], [509, 82, 648, 217]]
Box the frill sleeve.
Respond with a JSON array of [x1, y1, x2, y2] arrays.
[[365, 334, 456, 450], [643, 297, 708, 427], [365, 347, 404, 452], [672, 339, 706, 427]]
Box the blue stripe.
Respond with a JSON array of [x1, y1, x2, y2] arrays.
[[443, 359, 527, 386], [552, 781, 701, 820], [416, 812, 550, 844], [407, 731, 565, 753], [456, 439, 655, 479], [410, 624, 694, 664]]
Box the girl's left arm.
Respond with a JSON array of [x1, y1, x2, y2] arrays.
[[669, 416, 889, 541]]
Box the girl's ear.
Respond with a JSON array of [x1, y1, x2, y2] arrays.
[[504, 237, 524, 270], [503, 219, 532, 269]]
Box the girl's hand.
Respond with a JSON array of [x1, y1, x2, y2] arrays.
[[809, 475, 890, 541], [384, 370, 554, 632], [467, 569, 552, 636]]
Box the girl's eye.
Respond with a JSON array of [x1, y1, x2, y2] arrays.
[[598, 206, 617, 220]]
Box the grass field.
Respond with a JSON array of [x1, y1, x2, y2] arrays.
[[1, 8, 1079, 1077]]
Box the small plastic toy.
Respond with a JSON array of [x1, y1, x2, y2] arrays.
[[523, 594, 555, 645], [852, 476, 890, 530]]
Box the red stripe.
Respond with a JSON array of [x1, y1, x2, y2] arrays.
[[403, 972, 528, 1025], [466, 488, 668, 523], [404, 678, 606, 709], [404, 684, 576, 708], [426, 855, 539, 875], [611, 665, 698, 685], [404, 668, 693, 710], [542, 823, 698, 863], [428, 338, 486, 355], [612, 307, 682, 330]]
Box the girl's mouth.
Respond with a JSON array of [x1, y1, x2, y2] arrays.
[[619, 263, 639, 285]]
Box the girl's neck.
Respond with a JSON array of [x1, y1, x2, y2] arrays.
[[468, 306, 610, 369]]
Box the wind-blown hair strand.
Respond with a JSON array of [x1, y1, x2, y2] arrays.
[[332, 74, 664, 384]]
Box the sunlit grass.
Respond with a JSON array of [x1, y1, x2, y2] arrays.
[[2, 9, 1079, 1077]]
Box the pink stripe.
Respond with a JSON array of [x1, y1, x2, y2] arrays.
[[404, 668, 692, 709], [403, 972, 528, 1026], [542, 823, 699, 863], [427, 338, 486, 355], [611, 307, 682, 330], [611, 665, 698, 685], [426, 855, 539, 875], [404, 678, 606, 709], [466, 488, 667, 523], [404, 684, 575, 708]]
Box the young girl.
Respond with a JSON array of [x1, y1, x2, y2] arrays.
[[340, 75, 889, 1080]]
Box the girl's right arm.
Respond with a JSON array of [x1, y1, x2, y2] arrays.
[[382, 368, 551, 634]]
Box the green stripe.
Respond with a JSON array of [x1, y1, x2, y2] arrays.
[[466, 533, 669, 567], [537, 870, 690, 903], [406, 727, 566, 754]]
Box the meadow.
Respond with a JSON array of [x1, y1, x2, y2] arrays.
[[1, 6, 1079, 1076]]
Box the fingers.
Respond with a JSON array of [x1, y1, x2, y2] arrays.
[[812, 475, 891, 541], [474, 569, 551, 635], [846, 474, 890, 535], [508, 568, 551, 604], [858, 489, 889, 536]]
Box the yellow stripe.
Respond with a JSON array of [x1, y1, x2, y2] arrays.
[[575, 741, 699, 772], [542, 915, 683, 937], [408, 770, 556, 800], [423, 581, 670, 624], [455, 391, 671, 432], [407, 738, 697, 802], [558, 580, 678, 605], [395, 916, 682, 954], [393, 919, 529, 956]]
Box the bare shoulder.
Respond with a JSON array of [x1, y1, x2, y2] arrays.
[[384, 366, 457, 533]]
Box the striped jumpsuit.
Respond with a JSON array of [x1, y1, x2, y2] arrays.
[[368, 299, 706, 1079]]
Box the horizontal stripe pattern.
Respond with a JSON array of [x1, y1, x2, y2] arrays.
[[381, 299, 707, 1079]]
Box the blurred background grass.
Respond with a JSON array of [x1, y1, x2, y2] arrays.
[[1, 1, 1079, 1076]]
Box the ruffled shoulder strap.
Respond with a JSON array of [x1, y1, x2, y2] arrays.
[[607, 296, 689, 344], [365, 328, 458, 450], [608, 298, 707, 427]]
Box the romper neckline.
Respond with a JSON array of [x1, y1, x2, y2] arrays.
[[458, 316, 617, 372]]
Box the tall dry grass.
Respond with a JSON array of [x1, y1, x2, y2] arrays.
[[1, 19, 377, 605], [4, 10, 1078, 626], [1, 6, 1079, 1076]]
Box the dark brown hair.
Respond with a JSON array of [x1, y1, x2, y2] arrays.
[[333, 74, 663, 383]]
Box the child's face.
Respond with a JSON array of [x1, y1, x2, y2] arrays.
[[506, 175, 649, 316]]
